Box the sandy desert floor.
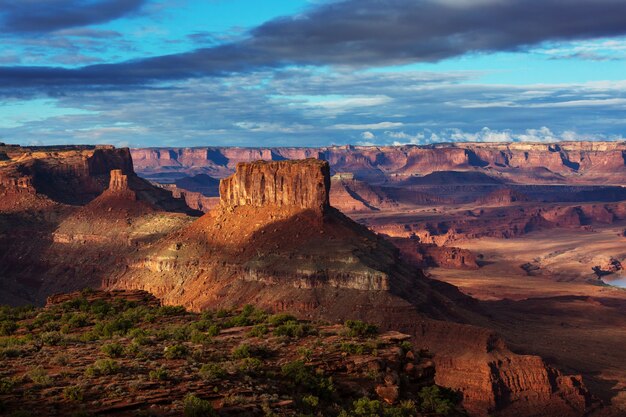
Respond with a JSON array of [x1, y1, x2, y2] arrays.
[[428, 222, 626, 413]]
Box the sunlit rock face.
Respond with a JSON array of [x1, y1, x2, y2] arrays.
[[219, 159, 330, 212]]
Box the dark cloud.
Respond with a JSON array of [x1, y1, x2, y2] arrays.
[[0, 0, 146, 33], [2, 0, 626, 88]]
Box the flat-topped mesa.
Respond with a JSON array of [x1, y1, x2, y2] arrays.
[[219, 159, 331, 213]]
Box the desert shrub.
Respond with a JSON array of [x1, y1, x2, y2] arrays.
[[301, 394, 319, 409], [273, 321, 314, 338], [248, 324, 268, 337], [93, 318, 134, 339], [231, 343, 252, 359], [0, 377, 15, 394], [267, 313, 297, 326], [281, 360, 334, 397], [163, 344, 189, 359], [89, 300, 113, 319], [149, 367, 169, 381], [39, 331, 65, 346], [215, 308, 231, 318], [85, 359, 120, 377], [157, 305, 187, 317], [199, 363, 226, 381], [129, 328, 152, 345], [63, 385, 84, 402], [418, 385, 457, 415], [399, 341, 413, 353], [190, 331, 212, 345], [0, 320, 18, 336], [237, 357, 264, 375], [338, 397, 416, 417], [32, 311, 59, 329], [62, 312, 90, 329], [52, 353, 70, 366], [183, 394, 217, 417], [101, 343, 124, 358], [28, 366, 52, 386], [297, 347, 313, 361], [223, 304, 267, 328], [345, 320, 378, 338]]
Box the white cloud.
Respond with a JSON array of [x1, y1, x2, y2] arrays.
[[332, 122, 403, 130]]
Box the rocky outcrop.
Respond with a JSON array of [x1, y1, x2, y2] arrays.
[[108, 169, 129, 193], [390, 238, 479, 270], [219, 159, 330, 213], [476, 188, 530, 206]]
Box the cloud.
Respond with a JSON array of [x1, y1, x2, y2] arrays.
[[0, 0, 147, 34], [332, 122, 404, 130], [3, 0, 626, 88]]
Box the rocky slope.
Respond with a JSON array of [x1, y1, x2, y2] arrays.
[[0, 145, 197, 305], [1, 290, 452, 416], [108, 159, 597, 417]]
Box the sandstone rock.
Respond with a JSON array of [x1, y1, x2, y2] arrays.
[[375, 384, 399, 404], [219, 159, 330, 212]]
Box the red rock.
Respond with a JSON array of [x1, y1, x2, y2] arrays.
[[375, 384, 399, 404]]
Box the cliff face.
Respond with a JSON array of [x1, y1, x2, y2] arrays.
[[131, 141, 626, 185], [219, 159, 330, 212], [108, 159, 595, 417]]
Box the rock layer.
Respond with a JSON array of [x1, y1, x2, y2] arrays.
[[219, 159, 330, 212], [109, 159, 596, 417]]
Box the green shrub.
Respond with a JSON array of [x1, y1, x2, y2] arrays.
[[93, 318, 134, 339], [149, 367, 169, 381], [301, 394, 319, 409], [267, 313, 297, 326], [237, 357, 263, 375], [62, 312, 90, 329], [418, 385, 457, 415], [183, 394, 217, 417], [85, 359, 120, 377], [101, 343, 124, 358], [0, 320, 18, 336], [273, 321, 313, 338], [28, 366, 52, 386], [281, 360, 334, 397], [63, 385, 84, 402], [199, 363, 226, 381], [190, 330, 212, 345], [248, 324, 268, 337], [163, 344, 189, 359], [345, 320, 378, 337], [158, 305, 187, 317], [231, 344, 251, 359], [0, 377, 15, 394]]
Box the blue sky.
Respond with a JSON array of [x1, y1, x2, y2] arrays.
[[1, 0, 626, 147]]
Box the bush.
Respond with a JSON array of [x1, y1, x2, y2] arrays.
[[93, 318, 134, 339], [85, 359, 120, 377], [63, 385, 84, 402], [273, 321, 313, 338], [190, 331, 212, 345], [248, 324, 268, 337], [0, 320, 18, 336], [199, 363, 226, 381], [0, 377, 15, 394], [237, 357, 263, 375], [28, 366, 52, 386], [231, 344, 252, 359], [164, 344, 189, 359], [345, 320, 378, 338], [183, 394, 217, 417], [158, 305, 187, 317], [267, 313, 297, 326], [63, 312, 90, 329], [418, 385, 457, 415], [101, 343, 124, 358], [281, 360, 333, 397], [149, 367, 169, 381]]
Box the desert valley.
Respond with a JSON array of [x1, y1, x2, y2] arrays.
[[1, 141, 625, 416]]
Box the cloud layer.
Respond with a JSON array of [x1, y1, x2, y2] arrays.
[[3, 0, 626, 88]]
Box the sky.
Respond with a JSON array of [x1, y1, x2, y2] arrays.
[[1, 0, 626, 148]]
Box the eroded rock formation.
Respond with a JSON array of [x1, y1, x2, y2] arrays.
[[108, 159, 596, 417], [219, 159, 330, 212]]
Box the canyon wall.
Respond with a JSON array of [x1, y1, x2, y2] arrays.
[[131, 141, 626, 185]]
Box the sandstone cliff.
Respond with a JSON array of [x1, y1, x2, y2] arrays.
[[219, 159, 330, 212], [131, 141, 626, 186], [108, 159, 595, 417]]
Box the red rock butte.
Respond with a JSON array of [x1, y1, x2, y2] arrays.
[[219, 159, 330, 212]]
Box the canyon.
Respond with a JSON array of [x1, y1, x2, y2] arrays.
[[1, 142, 626, 416]]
